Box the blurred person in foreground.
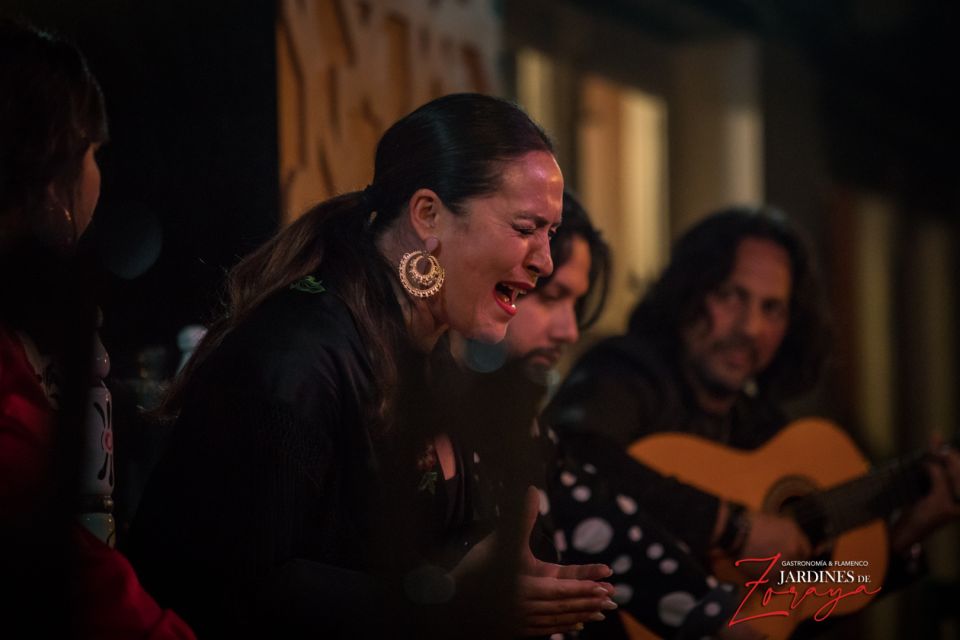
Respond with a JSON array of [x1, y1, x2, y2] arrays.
[[0, 18, 194, 638]]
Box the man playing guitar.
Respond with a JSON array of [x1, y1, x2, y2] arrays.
[[544, 206, 960, 637]]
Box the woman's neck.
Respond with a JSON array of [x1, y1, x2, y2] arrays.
[[389, 277, 448, 352]]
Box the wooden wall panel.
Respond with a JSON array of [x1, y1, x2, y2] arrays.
[[277, 0, 501, 222]]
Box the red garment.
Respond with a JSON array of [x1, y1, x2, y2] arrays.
[[0, 325, 55, 520], [0, 325, 195, 639]]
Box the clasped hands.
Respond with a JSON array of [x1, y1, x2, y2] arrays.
[[453, 486, 617, 637]]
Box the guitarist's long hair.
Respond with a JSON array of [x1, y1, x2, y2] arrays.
[[629, 205, 831, 400]]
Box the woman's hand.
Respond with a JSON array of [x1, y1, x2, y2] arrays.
[[450, 487, 616, 636], [515, 487, 617, 636]]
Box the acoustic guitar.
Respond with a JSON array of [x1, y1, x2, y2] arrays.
[[620, 417, 949, 639]]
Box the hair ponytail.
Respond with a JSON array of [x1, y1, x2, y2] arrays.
[[161, 94, 554, 429], [161, 191, 379, 415]]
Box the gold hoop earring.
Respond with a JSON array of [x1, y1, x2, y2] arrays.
[[398, 250, 445, 298], [43, 203, 77, 249]]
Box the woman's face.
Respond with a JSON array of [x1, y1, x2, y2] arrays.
[[433, 150, 563, 343], [72, 144, 102, 238]]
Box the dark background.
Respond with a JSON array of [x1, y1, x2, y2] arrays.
[[4, 0, 956, 373], [3, 1, 957, 636]]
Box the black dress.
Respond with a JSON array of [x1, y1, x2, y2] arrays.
[[128, 275, 473, 638]]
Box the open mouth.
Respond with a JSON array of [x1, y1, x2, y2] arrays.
[[493, 281, 532, 315]]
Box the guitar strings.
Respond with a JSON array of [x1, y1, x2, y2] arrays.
[[785, 450, 930, 537]]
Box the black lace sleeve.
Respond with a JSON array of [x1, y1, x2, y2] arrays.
[[128, 290, 390, 637]]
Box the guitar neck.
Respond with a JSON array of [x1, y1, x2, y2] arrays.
[[791, 446, 941, 544]]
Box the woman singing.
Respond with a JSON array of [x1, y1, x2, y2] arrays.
[[130, 93, 612, 638]]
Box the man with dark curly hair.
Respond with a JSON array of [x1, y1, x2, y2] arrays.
[[544, 206, 960, 636]]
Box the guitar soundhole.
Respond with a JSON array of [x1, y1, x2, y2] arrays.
[[764, 474, 817, 512], [764, 475, 831, 548]]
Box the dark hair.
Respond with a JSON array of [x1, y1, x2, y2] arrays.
[[0, 20, 108, 231], [166, 93, 554, 425], [540, 190, 610, 329], [628, 205, 830, 400]]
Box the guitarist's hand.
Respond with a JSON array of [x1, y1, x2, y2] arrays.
[[739, 513, 811, 575], [892, 439, 960, 551]]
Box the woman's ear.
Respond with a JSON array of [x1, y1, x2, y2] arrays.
[[406, 188, 443, 243]]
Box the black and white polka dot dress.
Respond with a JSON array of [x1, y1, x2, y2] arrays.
[[535, 427, 739, 639]]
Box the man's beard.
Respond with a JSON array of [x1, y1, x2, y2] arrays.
[[521, 348, 561, 386], [690, 335, 758, 398], [689, 359, 741, 399]]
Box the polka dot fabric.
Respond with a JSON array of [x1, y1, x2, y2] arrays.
[[547, 455, 738, 638]]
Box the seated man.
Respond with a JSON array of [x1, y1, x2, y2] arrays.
[[544, 206, 960, 635]]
